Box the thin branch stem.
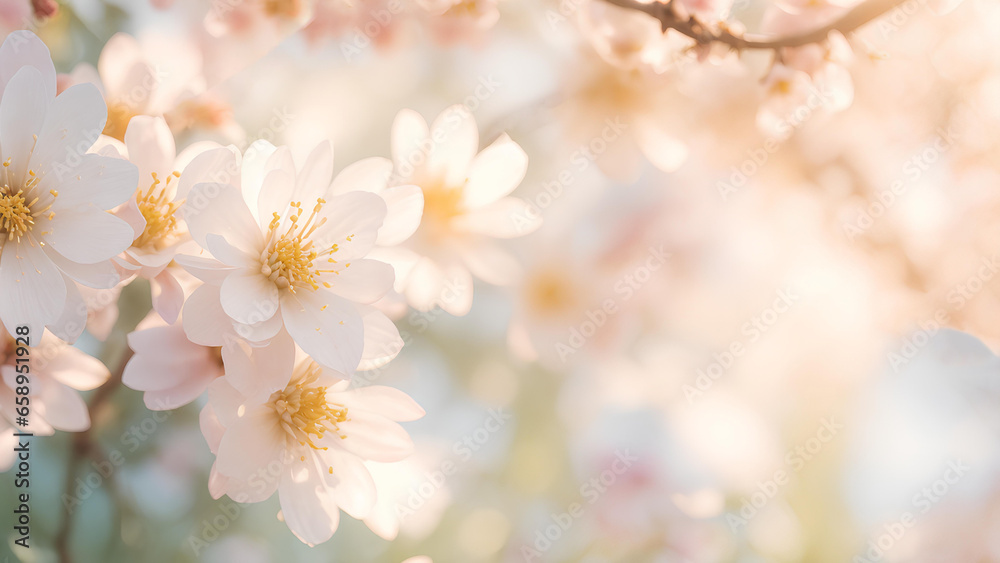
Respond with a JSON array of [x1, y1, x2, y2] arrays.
[[601, 0, 910, 51], [54, 348, 133, 563]]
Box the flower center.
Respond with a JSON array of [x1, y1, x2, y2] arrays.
[[445, 0, 484, 16], [134, 171, 183, 250], [262, 0, 303, 17], [420, 183, 464, 240], [270, 361, 349, 450], [0, 160, 53, 242], [103, 101, 136, 143], [0, 191, 34, 240], [771, 79, 794, 96], [527, 270, 576, 315], [259, 198, 350, 292]]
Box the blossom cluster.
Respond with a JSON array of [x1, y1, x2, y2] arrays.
[[0, 0, 992, 559], [0, 29, 538, 546]]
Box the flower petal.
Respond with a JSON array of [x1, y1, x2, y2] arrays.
[[335, 410, 414, 462], [44, 338, 110, 391], [426, 105, 479, 187], [141, 370, 215, 411], [0, 31, 56, 100], [323, 258, 394, 305], [320, 447, 376, 519], [216, 405, 285, 481], [125, 325, 210, 392], [1, 66, 51, 185], [451, 197, 541, 239], [151, 270, 184, 324], [278, 457, 342, 546], [174, 254, 237, 284], [36, 378, 90, 432], [41, 244, 122, 288], [220, 269, 279, 325], [293, 140, 334, 205], [330, 386, 424, 422], [329, 157, 392, 196], [390, 109, 429, 178], [461, 134, 528, 208], [40, 204, 134, 264], [256, 168, 295, 230], [47, 277, 86, 343], [43, 154, 139, 211], [280, 290, 363, 374], [176, 146, 239, 201], [182, 284, 232, 346], [222, 330, 294, 400], [0, 239, 65, 336], [185, 183, 263, 255], [457, 239, 521, 286], [357, 305, 403, 371], [377, 185, 423, 246], [309, 191, 387, 260], [123, 115, 175, 185]]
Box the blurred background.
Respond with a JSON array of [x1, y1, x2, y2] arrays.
[[4, 0, 1000, 561]]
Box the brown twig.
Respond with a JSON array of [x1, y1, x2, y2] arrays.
[[601, 0, 911, 51], [53, 348, 134, 563]]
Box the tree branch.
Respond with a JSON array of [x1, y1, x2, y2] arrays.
[[601, 0, 910, 51], [54, 348, 133, 563]]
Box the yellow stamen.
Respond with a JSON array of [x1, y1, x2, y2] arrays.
[[258, 197, 351, 293], [262, 0, 304, 18], [0, 165, 51, 242], [270, 361, 349, 450], [134, 171, 184, 250]]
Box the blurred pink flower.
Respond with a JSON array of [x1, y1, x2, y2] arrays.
[[0, 328, 110, 462], [179, 140, 403, 374], [0, 31, 137, 338], [417, 0, 500, 45], [201, 341, 424, 545], [67, 32, 204, 141], [98, 115, 229, 323], [205, 0, 314, 39], [122, 311, 224, 410], [385, 105, 540, 316]]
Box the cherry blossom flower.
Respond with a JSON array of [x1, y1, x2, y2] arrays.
[[508, 257, 607, 367], [205, 0, 314, 40], [561, 4, 692, 179], [179, 140, 403, 374], [578, 0, 682, 72], [200, 341, 424, 545], [0, 2, 30, 37], [757, 8, 855, 137], [122, 311, 224, 411], [66, 32, 204, 141], [73, 283, 124, 342], [318, 155, 424, 320], [302, 0, 360, 45], [100, 115, 230, 323], [416, 0, 500, 45], [384, 105, 540, 316], [0, 328, 110, 449], [0, 31, 138, 338]]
